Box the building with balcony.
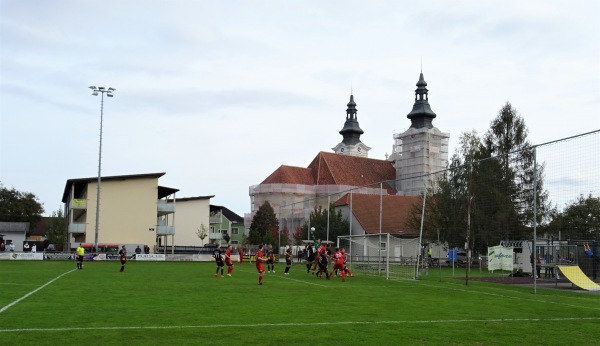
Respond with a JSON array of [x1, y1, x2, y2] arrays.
[[62, 172, 178, 252], [209, 205, 246, 246]]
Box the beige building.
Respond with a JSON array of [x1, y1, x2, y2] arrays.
[[170, 196, 214, 247], [62, 173, 178, 252]]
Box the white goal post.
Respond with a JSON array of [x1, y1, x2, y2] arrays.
[[337, 233, 420, 280]]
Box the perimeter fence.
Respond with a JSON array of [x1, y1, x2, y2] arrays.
[[278, 130, 599, 283]]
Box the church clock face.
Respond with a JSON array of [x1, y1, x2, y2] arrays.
[[340, 148, 345, 152], [357, 147, 362, 152]]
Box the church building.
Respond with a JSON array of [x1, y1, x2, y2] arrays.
[[247, 72, 449, 238]]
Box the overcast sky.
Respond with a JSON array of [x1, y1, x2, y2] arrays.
[[1, 0, 599, 217]]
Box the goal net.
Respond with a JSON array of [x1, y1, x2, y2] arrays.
[[338, 233, 420, 280]]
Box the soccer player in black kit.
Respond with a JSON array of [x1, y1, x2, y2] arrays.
[[118, 245, 127, 272], [266, 244, 275, 273], [214, 244, 224, 277], [284, 245, 293, 275], [306, 242, 316, 273]]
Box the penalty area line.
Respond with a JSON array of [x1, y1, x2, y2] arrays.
[[1, 317, 600, 333], [0, 268, 77, 314]]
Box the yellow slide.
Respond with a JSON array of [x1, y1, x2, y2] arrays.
[[557, 265, 600, 291]]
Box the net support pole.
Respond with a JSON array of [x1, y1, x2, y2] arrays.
[[416, 189, 427, 280], [533, 147, 538, 294]]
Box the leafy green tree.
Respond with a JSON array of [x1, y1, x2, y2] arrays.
[[46, 208, 68, 251], [545, 194, 600, 239], [300, 204, 349, 243], [248, 201, 279, 245], [0, 182, 44, 230], [223, 231, 231, 244]]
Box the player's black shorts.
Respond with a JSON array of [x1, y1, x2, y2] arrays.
[[286, 258, 292, 265], [267, 258, 274, 265], [216, 261, 224, 267], [78, 255, 84, 262]]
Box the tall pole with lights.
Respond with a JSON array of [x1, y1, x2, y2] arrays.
[[89, 86, 115, 252]]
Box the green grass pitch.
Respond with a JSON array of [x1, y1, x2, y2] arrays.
[[0, 260, 598, 345]]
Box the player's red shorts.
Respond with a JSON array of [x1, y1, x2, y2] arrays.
[[333, 261, 344, 271], [225, 259, 233, 266], [256, 263, 265, 273]]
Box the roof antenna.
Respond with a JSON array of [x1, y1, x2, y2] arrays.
[[420, 56, 423, 73], [351, 80, 353, 95]]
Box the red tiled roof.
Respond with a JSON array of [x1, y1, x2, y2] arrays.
[[334, 194, 420, 236], [261, 165, 314, 185], [261, 152, 396, 193]]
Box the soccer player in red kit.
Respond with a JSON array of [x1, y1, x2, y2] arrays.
[[225, 245, 234, 277], [330, 248, 346, 281], [341, 248, 353, 277], [238, 247, 244, 264], [311, 241, 328, 274], [256, 244, 265, 285]]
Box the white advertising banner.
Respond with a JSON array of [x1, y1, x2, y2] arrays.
[[488, 246, 513, 271], [7, 252, 44, 261], [135, 254, 165, 261]]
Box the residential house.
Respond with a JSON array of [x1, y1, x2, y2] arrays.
[[170, 196, 214, 247], [209, 205, 245, 246]]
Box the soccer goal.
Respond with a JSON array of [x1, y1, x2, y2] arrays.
[[338, 234, 420, 280]]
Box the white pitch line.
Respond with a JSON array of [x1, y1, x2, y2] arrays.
[[1, 317, 599, 333], [0, 268, 77, 314]]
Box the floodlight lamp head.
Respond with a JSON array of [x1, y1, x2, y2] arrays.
[[98, 87, 105, 91], [108, 87, 115, 91], [107, 94, 113, 97], [92, 91, 98, 96], [89, 86, 97, 90]]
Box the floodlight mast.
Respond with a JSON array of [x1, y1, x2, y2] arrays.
[[89, 86, 116, 252]]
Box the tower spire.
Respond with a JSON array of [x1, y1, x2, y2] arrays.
[[406, 71, 437, 129]]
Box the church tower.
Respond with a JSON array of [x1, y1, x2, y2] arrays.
[[391, 72, 449, 195], [332, 94, 371, 157]]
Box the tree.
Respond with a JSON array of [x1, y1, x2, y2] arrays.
[[483, 102, 551, 235], [292, 226, 303, 245], [406, 113, 551, 255], [223, 231, 231, 244], [545, 194, 600, 240], [196, 224, 208, 246], [248, 201, 279, 245], [300, 204, 349, 243], [46, 207, 68, 251], [0, 182, 44, 230], [280, 226, 291, 245]]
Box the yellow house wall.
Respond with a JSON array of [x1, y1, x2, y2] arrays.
[[173, 199, 211, 246], [86, 177, 158, 249]]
